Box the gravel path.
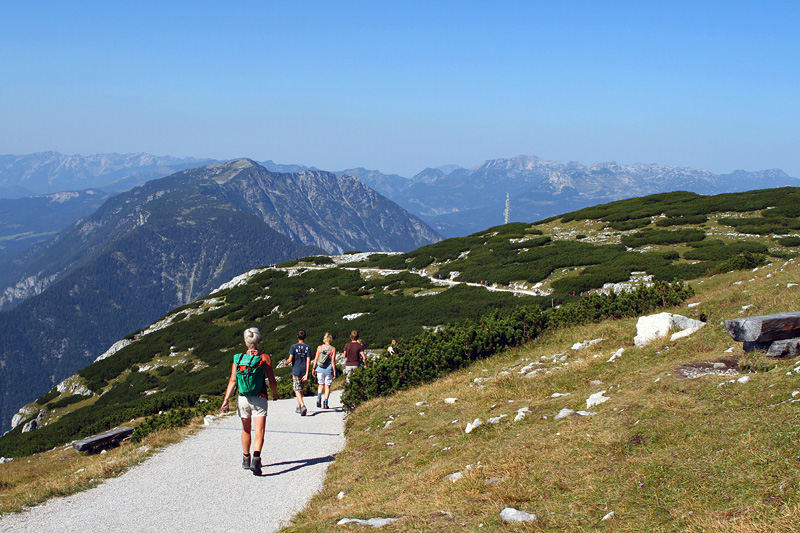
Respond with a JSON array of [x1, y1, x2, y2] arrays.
[[1, 391, 345, 532]]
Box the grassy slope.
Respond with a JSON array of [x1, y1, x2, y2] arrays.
[[285, 259, 800, 532]]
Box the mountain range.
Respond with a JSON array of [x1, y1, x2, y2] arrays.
[[0, 159, 439, 429], [345, 155, 799, 236]]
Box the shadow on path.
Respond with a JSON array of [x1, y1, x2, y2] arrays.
[[261, 455, 335, 476]]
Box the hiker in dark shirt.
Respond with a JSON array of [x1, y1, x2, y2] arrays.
[[221, 327, 278, 475], [343, 329, 367, 381], [286, 329, 311, 416]]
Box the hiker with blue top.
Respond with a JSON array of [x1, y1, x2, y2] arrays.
[[311, 332, 337, 409], [221, 327, 278, 476], [286, 329, 311, 416]]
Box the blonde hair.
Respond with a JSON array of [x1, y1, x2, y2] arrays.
[[244, 327, 261, 349], [323, 332, 332, 344]]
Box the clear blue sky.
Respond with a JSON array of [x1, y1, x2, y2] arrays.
[[1, 1, 798, 178]]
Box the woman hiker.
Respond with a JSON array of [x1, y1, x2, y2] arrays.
[[311, 332, 337, 409], [221, 327, 278, 476]]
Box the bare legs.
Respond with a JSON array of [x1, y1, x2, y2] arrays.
[[240, 416, 266, 454]]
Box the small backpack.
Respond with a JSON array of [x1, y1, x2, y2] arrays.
[[234, 353, 265, 396], [317, 346, 332, 369]]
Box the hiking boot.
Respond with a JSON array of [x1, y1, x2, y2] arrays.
[[295, 407, 302, 414], [301, 405, 307, 416], [316, 397, 322, 408], [250, 456, 262, 476], [242, 455, 250, 470], [323, 400, 329, 409]]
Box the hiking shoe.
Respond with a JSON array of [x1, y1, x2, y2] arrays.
[[316, 397, 322, 408], [242, 455, 250, 470], [323, 400, 329, 409], [295, 407, 302, 414], [250, 456, 262, 476], [301, 405, 307, 416]]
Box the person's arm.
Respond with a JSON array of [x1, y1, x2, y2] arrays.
[[331, 348, 337, 378], [221, 363, 237, 413], [311, 346, 321, 376], [360, 348, 367, 368], [286, 346, 294, 367], [303, 349, 310, 381], [264, 355, 278, 401]]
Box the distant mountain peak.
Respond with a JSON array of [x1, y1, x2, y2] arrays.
[[207, 158, 258, 183]]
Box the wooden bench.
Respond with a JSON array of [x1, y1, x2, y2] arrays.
[[725, 311, 800, 357], [73, 427, 134, 453]]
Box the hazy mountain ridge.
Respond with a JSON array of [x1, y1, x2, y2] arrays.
[[0, 152, 215, 198], [382, 156, 799, 236]]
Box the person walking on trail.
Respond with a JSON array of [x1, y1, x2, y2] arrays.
[[221, 327, 278, 476], [343, 329, 367, 381], [286, 329, 311, 416], [311, 332, 337, 409]]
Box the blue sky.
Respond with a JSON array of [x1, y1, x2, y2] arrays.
[[1, 1, 798, 178]]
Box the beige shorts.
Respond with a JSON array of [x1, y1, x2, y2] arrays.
[[237, 394, 268, 418], [292, 375, 305, 392]]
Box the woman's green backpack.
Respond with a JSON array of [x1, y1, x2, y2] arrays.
[[234, 353, 265, 396]]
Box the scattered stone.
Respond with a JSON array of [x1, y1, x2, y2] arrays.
[[589, 379, 603, 386], [385, 442, 395, 446], [415, 401, 428, 406], [337, 489, 353, 500], [444, 398, 458, 404], [514, 407, 530, 422], [737, 376, 751, 384], [203, 415, 216, 426], [688, 302, 701, 308], [602, 511, 615, 521], [554, 408, 574, 421], [676, 358, 739, 379], [607, 348, 624, 363], [465, 418, 483, 433], [337, 517, 400, 528], [0, 457, 13, 464], [488, 414, 508, 424], [446, 471, 464, 482], [473, 377, 491, 384], [586, 391, 610, 409], [571, 338, 605, 351], [500, 508, 538, 523], [551, 392, 570, 398], [575, 411, 597, 416], [383, 420, 393, 429]]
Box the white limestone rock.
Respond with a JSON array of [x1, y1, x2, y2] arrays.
[[586, 390, 610, 408], [500, 508, 538, 523]]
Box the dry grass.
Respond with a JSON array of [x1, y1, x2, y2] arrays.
[[282, 259, 800, 532]]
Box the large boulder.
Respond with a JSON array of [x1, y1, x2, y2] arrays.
[[634, 313, 705, 348]]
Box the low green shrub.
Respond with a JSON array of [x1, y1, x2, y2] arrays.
[[342, 281, 693, 411]]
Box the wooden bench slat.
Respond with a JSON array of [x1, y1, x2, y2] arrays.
[[724, 311, 800, 342]]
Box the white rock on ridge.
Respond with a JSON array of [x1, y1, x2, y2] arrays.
[[514, 407, 530, 422], [554, 408, 574, 420], [634, 313, 705, 347], [337, 517, 400, 527], [586, 390, 610, 408], [500, 508, 538, 523], [465, 418, 483, 433]]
